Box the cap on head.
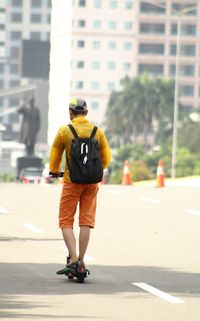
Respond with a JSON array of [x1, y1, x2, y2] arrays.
[[69, 98, 87, 112]]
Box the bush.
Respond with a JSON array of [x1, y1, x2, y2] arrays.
[[193, 160, 200, 175], [0, 173, 16, 182], [109, 169, 123, 184], [176, 148, 195, 177], [130, 160, 154, 181]]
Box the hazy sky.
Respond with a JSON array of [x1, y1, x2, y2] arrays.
[[48, 0, 72, 145]]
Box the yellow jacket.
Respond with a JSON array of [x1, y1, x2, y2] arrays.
[[49, 116, 111, 183]]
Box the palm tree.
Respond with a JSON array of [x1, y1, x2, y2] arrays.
[[104, 75, 175, 148]]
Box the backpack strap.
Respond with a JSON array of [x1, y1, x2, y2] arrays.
[[90, 126, 98, 138], [68, 124, 79, 139], [68, 124, 98, 139]]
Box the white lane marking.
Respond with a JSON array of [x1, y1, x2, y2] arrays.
[[132, 283, 185, 304], [0, 206, 10, 214], [21, 222, 44, 234], [139, 197, 161, 204], [184, 209, 200, 216]]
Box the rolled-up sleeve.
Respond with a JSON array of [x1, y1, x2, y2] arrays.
[[49, 128, 65, 173], [99, 130, 111, 169]]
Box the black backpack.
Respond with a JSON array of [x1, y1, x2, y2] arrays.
[[67, 124, 103, 184]]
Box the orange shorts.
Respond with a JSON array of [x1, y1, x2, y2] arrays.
[[59, 182, 99, 229]]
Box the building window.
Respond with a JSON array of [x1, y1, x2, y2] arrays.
[[109, 1, 117, 9], [76, 61, 84, 69], [107, 82, 115, 91], [109, 21, 117, 29], [92, 61, 100, 69], [77, 40, 85, 48], [172, 3, 196, 16], [181, 45, 196, 56], [123, 63, 131, 72], [170, 44, 196, 56], [139, 64, 163, 75], [93, 41, 101, 49], [171, 24, 177, 35], [79, 0, 86, 7], [10, 31, 21, 40], [10, 47, 19, 59], [140, 2, 165, 14], [124, 42, 132, 50], [171, 24, 196, 36], [47, 14, 51, 24], [108, 62, 116, 70], [78, 20, 85, 28], [93, 20, 101, 29], [108, 41, 116, 49], [92, 81, 100, 90], [10, 64, 19, 74], [0, 96, 3, 106], [45, 32, 50, 40], [11, 13, 22, 23], [11, 0, 22, 6], [30, 32, 41, 40], [47, 0, 51, 7], [140, 23, 165, 34], [180, 85, 194, 97], [94, 0, 101, 8], [75, 81, 84, 89], [0, 63, 4, 73], [124, 22, 133, 30], [170, 44, 176, 55], [10, 80, 20, 87], [125, 1, 133, 9], [31, 0, 42, 7], [181, 65, 195, 77], [139, 43, 164, 55], [30, 14, 42, 23], [169, 64, 176, 76], [170, 64, 195, 77], [91, 102, 99, 110]]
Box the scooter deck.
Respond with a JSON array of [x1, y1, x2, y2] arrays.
[[67, 269, 90, 283]]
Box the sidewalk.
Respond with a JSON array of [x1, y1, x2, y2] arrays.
[[134, 176, 200, 188]]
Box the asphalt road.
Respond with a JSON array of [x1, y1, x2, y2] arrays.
[[0, 182, 200, 321]]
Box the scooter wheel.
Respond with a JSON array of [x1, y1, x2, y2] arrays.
[[77, 277, 84, 283]]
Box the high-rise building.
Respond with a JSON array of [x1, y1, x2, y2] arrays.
[[71, 0, 200, 123], [1, 0, 200, 139], [0, 0, 51, 142]]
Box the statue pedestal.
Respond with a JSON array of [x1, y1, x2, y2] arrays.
[[17, 156, 43, 178]]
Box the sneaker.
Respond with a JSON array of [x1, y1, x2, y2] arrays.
[[56, 261, 78, 276]]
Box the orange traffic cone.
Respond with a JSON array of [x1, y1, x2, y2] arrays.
[[122, 160, 132, 185], [156, 159, 165, 187]]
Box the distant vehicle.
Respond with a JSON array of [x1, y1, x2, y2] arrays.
[[19, 167, 43, 184]]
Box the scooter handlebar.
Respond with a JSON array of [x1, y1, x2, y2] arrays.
[[49, 171, 64, 178]]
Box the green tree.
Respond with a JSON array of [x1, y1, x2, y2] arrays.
[[104, 75, 175, 149], [178, 109, 200, 154]]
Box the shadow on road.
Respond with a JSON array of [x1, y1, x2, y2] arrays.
[[0, 262, 200, 296], [0, 263, 200, 319], [0, 236, 62, 242]]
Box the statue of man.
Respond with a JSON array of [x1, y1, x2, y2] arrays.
[[18, 97, 40, 156]]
